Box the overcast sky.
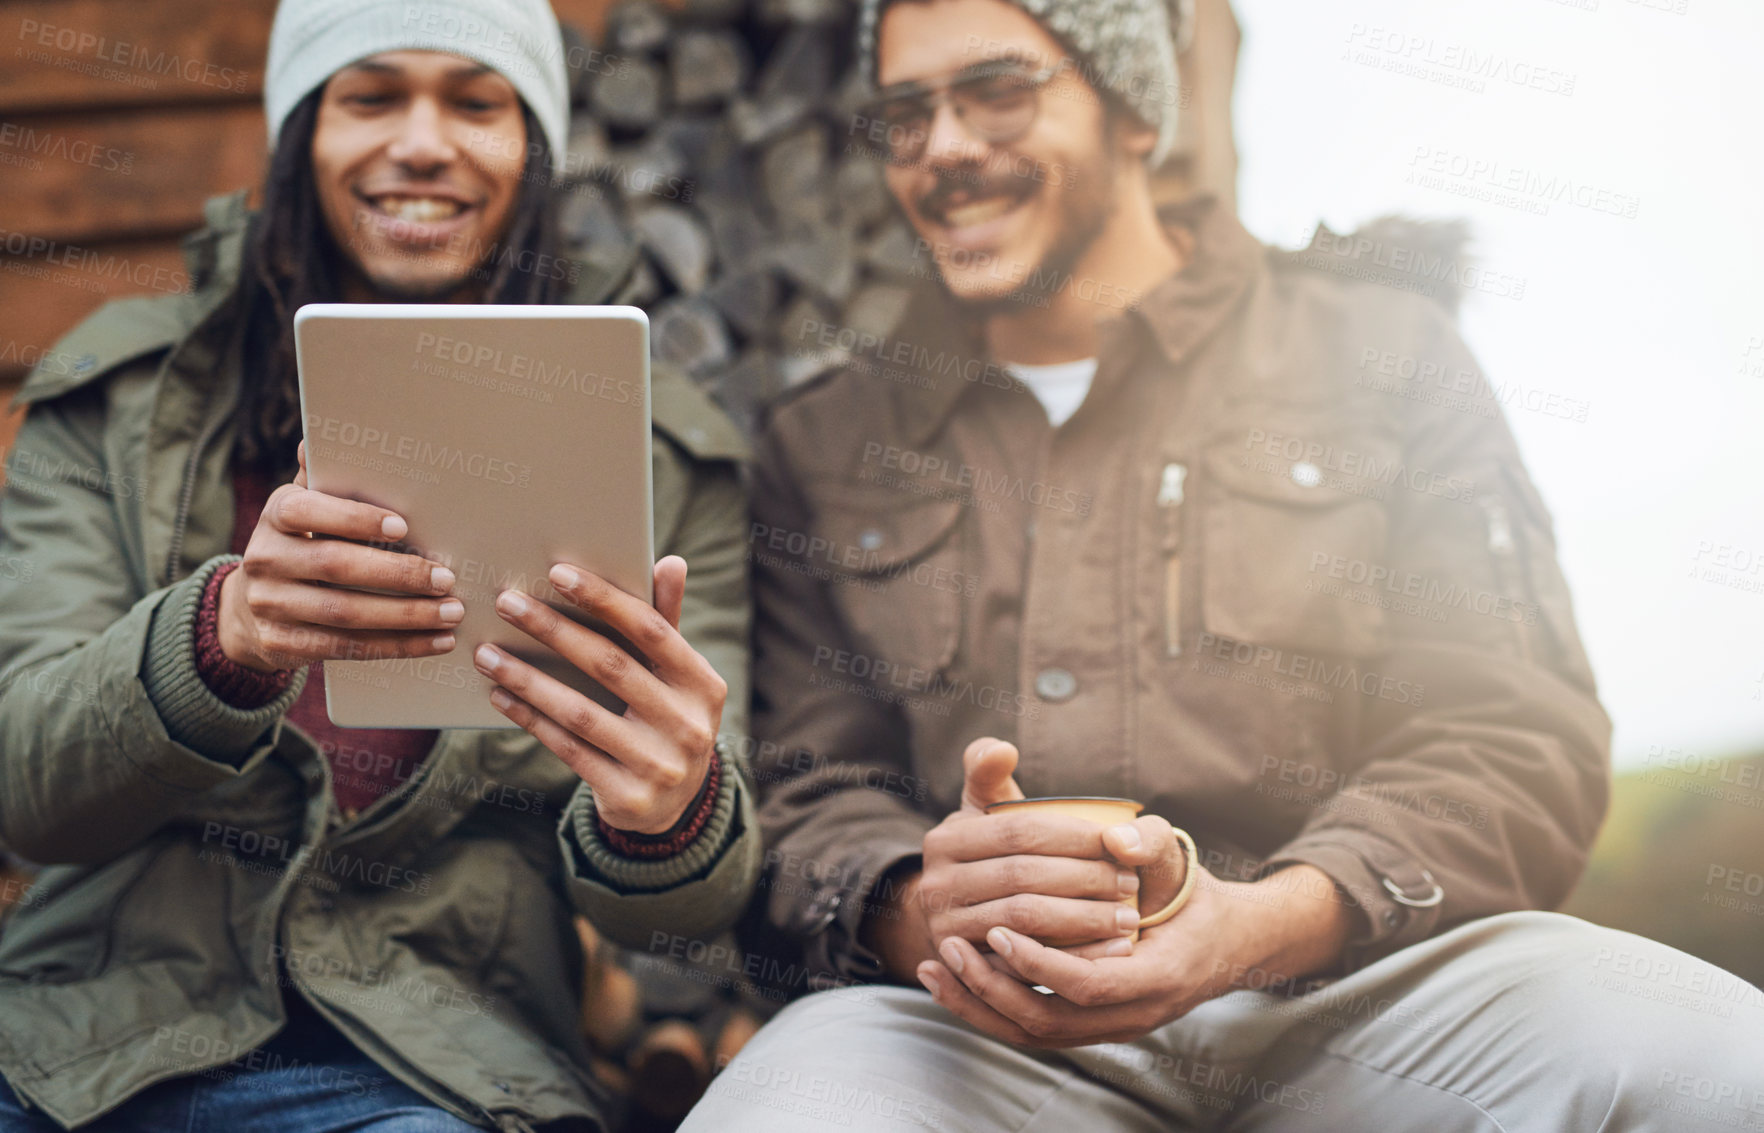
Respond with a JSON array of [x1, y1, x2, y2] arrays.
[[1230, 0, 1764, 770]]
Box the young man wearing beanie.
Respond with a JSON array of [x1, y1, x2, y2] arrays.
[[0, 2, 757, 1130], [691, 0, 1764, 1128]]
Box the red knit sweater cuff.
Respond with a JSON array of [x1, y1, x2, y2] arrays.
[[596, 751, 722, 860], [195, 561, 296, 709]]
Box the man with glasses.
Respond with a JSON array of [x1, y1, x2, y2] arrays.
[[685, 0, 1764, 1128]]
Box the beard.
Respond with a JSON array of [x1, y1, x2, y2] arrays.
[[928, 130, 1122, 319]]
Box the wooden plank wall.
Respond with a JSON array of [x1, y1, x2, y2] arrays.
[[0, 0, 623, 456]]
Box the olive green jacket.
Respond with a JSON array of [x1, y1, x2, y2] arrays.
[[0, 193, 759, 1131]]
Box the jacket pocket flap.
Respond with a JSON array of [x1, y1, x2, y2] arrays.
[[1201, 436, 1394, 658], [1206, 430, 1399, 508], [811, 487, 966, 575]]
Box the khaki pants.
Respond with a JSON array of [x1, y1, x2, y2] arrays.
[[682, 913, 1764, 1132]]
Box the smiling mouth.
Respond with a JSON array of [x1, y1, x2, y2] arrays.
[[919, 180, 1035, 233], [363, 194, 471, 224], [943, 196, 1019, 227]]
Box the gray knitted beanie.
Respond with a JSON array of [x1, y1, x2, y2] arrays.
[[265, 0, 570, 173], [857, 0, 1193, 165]]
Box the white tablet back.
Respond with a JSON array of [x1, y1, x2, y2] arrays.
[[294, 304, 652, 729]]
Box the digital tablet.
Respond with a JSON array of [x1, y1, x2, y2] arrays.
[[293, 304, 653, 729]]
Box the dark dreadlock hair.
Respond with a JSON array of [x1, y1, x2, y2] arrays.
[[230, 88, 566, 478]]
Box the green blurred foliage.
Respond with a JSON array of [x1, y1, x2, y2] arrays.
[[1564, 754, 1764, 989]]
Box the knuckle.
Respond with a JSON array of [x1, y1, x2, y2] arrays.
[[562, 701, 600, 741], [997, 857, 1028, 893], [307, 542, 344, 579], [652, 760, 687, 792], [265, 486, 301, 529], [1070, 976, 1107, 1008], [569, 571, 606, 604], [995, 820, 1032, 856], [548, 731, 587, 763], [315, 594, 352, 627], [597, 642, 631, 682], [1002, 894, 1042, 934], [630, 608, 671, 653], [679, 720, 714, 759]]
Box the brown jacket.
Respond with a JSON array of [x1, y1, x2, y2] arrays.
[[744, 196, 1610, 984]]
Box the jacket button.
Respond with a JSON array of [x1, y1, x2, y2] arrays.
[[1034, 667, 1077, 702]]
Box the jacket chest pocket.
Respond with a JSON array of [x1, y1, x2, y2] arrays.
[[1197, 429, 1394, 659], [814, 488, 969, 679]]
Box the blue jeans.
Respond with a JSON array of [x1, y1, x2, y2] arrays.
[[0, 999, 483, 1132]]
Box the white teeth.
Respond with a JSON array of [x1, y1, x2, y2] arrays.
[[374, 196, 464, 223], [942, 195, 1018, 228]]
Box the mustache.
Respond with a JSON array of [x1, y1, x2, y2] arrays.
[[915, 167, 1032, 216]]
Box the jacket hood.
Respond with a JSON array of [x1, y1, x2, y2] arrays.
[[1273, 214, 1477, 317], [12, 192, 252, 407], [15, 191, 646, 407]]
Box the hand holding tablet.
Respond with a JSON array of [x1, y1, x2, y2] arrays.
[[220, 303, 725, 830], [473, 554, 727, 833], [217, 441, 464, 671]]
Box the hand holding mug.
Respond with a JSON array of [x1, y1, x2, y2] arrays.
[[982, 797, 1195, 945], [867, 738, 1144, 982]]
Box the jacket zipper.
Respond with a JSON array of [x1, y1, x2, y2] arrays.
[[1480, 494, 1533, 663], [162, 384, 237, 585], [1157, 462, 1187, 657]]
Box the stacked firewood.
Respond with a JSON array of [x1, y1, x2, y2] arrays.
[[553, 0, 916, 436]]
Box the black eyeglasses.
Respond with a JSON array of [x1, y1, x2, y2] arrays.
[[855, 59, 1067, 166]]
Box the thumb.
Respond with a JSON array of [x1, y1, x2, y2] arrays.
[[653, 555, 687, 629], [1103, 816, 1184, 915], [960, 737, 1024, 813]]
